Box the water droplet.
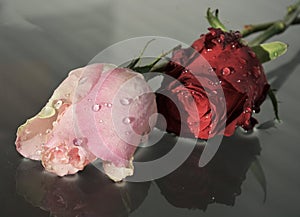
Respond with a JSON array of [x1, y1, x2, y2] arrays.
[[79, 77, 88, 84], [273, 52, 278, 57], [73, 138, 84, 146], [104, 103, 112, 107], [244, 107, 252, 113], [120, 98, 132, 105], [25, 129, 31, 134], [212, 90, 218, 94], [123, 117, 135, 124], [253, 66, 262, 78], [65, 93, 70, 98], [237, 79, 241, 83], [253, 106, 260, 113], [53, 121, 58, 127], [248, 50, 256, 58], [53, 100, 63, 109], [205, 114, 209, 119], [220, 34, 225, 41], [45, 129, 51, 134], [99, 119, 103, 123], [183, 69, 189, 73], [240, 58, 247, 64], [221, 67, 233, 76], [207, 48, 212, 52], [208, 67, 215, 73], [92, 104, 101, 112], [231, 43, 236, 49]]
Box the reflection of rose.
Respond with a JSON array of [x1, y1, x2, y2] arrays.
[[15, 64, 157, 181], [157, 28, 270, 139], [16, 160, 150, 217], [155, 132, 261, 210]]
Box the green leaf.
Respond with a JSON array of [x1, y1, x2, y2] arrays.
[[206, 8, 228, 32], [250, 158, 267, 203], [268, 88, 280, 121], [251, 41, 288, 63]]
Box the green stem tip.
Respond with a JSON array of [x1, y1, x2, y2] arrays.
[[206, 8, 228, 32]]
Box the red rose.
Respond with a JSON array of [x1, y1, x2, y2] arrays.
[[157, 28, 270, 139]]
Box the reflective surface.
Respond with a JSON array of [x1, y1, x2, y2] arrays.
[[1, 0, 300, 216]]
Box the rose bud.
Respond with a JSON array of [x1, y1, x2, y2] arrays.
[[15, 64, 157, 181], [156, 28, 270, 139]]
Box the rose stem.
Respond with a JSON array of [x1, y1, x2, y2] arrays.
[[241, 17, 300, 37], [248, 0, 300, 47]]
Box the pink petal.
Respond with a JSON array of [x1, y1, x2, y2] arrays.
[[75, 66, 157, 181], [16, 63, 157, 181]]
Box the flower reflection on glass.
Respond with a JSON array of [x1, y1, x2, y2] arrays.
[[154, 131, 262, 210], [16, 161, 151, 217], [16, 131, 263, 215]]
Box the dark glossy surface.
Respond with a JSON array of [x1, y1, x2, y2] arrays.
[[1, 0, 300, 216]]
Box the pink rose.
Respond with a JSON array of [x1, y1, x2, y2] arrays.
[[15, 63, 157, 181]]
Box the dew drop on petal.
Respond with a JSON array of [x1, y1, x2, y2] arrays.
[[45, 129, 51, 134], [248, 50, 256, 58], [244, 107, 252, 113], [99, 119, 103, 123], [237, 79, 241, 83], [221, 67, 233, 76], [53, 100, 63, 109], [92, 104, 101, 112], [207, 48, 212, 52], [120, 98, 132, 105], [123, 117, 135, 124], [79, 77, 88, 84], [240, 58, 247, 64], [73, 138, 83, 146], [53, 121, 58, 127], [104, 103, 112, 108]]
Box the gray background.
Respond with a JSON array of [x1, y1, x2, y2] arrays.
[[0, 0, 299, 216]]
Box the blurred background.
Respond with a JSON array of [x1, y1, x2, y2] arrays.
[[0, 0, 299, 216]]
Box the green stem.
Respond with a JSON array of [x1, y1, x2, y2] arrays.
[[241, 17, 300, 37], [206, 8, 228, 32], [248, 0, 300, 46]]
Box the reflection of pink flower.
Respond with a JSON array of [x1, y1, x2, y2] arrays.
[[15, 64, 157, 181]]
